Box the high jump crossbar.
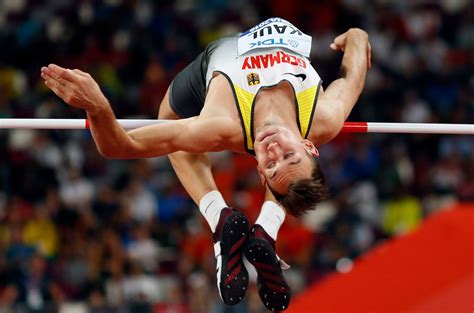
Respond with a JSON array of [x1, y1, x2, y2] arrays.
[[0, 119, 472, 135]]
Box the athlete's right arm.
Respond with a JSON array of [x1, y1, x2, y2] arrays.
[[311, 28, 371, 145], [40, 64, 221, 158]]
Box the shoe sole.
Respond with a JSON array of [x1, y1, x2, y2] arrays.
[[217, 212, 249, 305], [244, 237, 291, 311]]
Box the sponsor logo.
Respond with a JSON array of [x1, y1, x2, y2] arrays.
[[249, 37, 289, 49], [283, 73, 307, 82], [247, 73, 260, 86], [287, 39, 299, 48], [248, 23, 303, 40], [242, 51, 307, 70]]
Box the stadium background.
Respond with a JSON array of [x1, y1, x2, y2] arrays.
[[0, 0, 472, 312]]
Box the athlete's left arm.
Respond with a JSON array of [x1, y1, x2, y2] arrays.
[[41, 64, 229, 158], [310, 28, 371, 145]]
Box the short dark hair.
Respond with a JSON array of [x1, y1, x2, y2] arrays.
[[268, 156, 330, 216]]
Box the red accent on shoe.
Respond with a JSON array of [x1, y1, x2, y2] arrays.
[[260, 271, 284, 283], [224, 264, 242, 285], [213, 208, 235, 241], [229, 235, 246, 255], [227, 254, 240, 271], [252, 261, 275, 271], [253, 225, 276, 249], [266, 281, 290, 293]]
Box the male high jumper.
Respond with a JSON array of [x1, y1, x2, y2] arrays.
[[41, 17, 371, 311]]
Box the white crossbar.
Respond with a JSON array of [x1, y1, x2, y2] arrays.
[[0, 119, 472, 134]]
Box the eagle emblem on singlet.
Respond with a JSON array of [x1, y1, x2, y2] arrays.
[[247, 73, 260, 86]]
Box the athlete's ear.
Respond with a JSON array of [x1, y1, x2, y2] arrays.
[[302, 139, 319, 157]]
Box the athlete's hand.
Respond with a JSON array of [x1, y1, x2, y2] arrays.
[[330, 28, 372, 69], [41, 64, 109, 114]]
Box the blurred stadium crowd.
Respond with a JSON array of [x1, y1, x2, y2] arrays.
[[0, 0, 472, 312]]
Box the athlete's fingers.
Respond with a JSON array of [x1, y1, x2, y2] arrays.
[[331, 32, 347, 52], [47, 64, 78, 83], [43, 75, 82, 110], [41, 69, 58, 86], [72, 69, 90, 77], [42, 67, 67, 87], [40, 66, 50, 75], [332, 32, 347, 47], [41, 66, 61, 83], [40, 68, 53, 81], [41, 69, 68, 90], [44, 77, 66, 97], [41, 66, 72, 99], [330, 42, 344, 52]]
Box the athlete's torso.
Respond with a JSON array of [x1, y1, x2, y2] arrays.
[[204, 18, 322, 154]]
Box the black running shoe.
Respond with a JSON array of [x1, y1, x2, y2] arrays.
[[244, 224, 291, 312], [213, 208, 249, 305]]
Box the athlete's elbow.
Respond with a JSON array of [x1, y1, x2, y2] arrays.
[[97, 146, 123, 159], [97, 144, 136, 160]]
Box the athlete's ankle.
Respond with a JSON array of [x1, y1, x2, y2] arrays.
[[199, 190, 227, 233], [255, 201, 286, 241]]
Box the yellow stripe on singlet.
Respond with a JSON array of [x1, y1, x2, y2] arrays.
[[296, 85, 318, 139], [233, 84, 256, 151]]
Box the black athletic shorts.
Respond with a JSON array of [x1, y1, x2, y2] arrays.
[[169, 40, 220, 118]]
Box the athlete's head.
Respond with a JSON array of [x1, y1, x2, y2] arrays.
[[254, 123, 330, 216]]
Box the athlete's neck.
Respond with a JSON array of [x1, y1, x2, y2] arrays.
[[253, 82, 299, 135]]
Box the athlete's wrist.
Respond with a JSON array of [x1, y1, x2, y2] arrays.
[[84, 96, 111, 117], [86, 99, 113, 119]]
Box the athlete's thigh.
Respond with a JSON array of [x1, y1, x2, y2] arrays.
[[157, 85, 217, 204], [158, 86, 180, 120]]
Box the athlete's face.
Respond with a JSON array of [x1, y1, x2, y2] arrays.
[[254, 124, 318, 194]]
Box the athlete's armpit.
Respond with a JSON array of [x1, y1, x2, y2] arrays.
[[308, 93, 345, 146]]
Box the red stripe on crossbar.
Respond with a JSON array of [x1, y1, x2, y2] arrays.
[[342, 122, 368, 133], [85, 119, 90, 129]]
